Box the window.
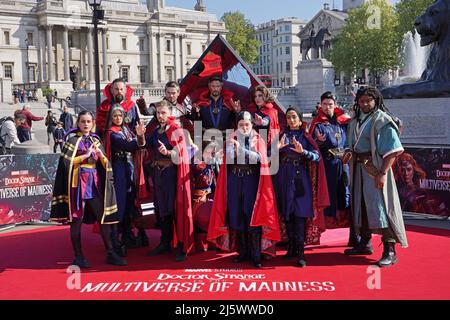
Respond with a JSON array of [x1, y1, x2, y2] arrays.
[[285, 35, 289, 42], [139, 38, 144, 52], [187, 43, 192, 55], [27, 32, 34, 46], [4, 31, 10, 45], [121, 67, 129, 82], [287, 77, 291, 86], [69, 35, 73, 47], [3, 64, 12, 79], [166, 39, 171, 52], [280, 62, 283, 73], [286, 61, 291, 72], [121, 38, 127, 50], [285, 25, 290, 32], [285, 46, 290, 55], [139, 66, 146, 83], [29, 65, 36, 82]]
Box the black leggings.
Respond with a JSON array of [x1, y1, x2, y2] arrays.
[[70, 198, 113, 255]]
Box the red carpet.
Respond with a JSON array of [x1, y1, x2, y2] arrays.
[[1, 225, 449, 300]]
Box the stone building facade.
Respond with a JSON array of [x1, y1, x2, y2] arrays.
[[0, 0, 227, 97]]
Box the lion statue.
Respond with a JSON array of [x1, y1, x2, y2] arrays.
[[381, 0, 450, 99]]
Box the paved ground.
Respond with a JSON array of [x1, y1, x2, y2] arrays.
[[0, 101, 73, 146]]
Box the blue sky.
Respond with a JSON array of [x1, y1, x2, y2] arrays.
[[161, 0, 400, 25]]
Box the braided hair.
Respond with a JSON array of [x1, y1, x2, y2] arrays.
[[353, 86, 403, 130]]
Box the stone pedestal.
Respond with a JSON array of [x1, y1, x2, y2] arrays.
[[46, 81, 73, 100], [11, 138, 51, 155], [0, 78, 12, 103], [297, 59, 335, 112], [385, 97, 450, 146]]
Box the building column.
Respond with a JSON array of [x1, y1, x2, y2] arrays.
[[87, 27, 94, 82], [181, 34, 187, 76], [174, 33, 181, 81], [63, 26, 70, 81], [46, 25, 54, 81], [37, 27, 45, 84], [158, 32, 165, 83], [101, 28, 108, 81], [147, 29, 157, 84]]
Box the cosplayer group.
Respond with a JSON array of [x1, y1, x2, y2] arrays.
[[50, 77, 408, 270]]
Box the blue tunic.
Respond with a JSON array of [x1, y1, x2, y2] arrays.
[[313, 117, 350, 217], [110, 128, 140, 222], [350, 111, 404, 228], [277, 129, 320, 220], [148, 127, 177, 217], [225, 132, 261, 232]]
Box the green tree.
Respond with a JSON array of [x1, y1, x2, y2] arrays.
[[221, 11, 260, 65], [327, 0, 400, 85], [395, 0, 434, 39]]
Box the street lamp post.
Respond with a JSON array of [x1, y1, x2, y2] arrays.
[[25, 38, 29, 86], [88, 0, 104, 108], [116, 58, 122, 78]]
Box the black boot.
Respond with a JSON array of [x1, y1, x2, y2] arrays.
[[106, 250, 128, 266], [296, 243, 306, 268], [175, 242, 186, 262], [148, 217, 172, 256], [138, 228, 149, 247], [250, 231, 262, 268], [347, 225, 360, 247], [376, 242, 398, 267], [70, 226, 91, 269], [283, 239, 297, 259], [111, 225, 127, 257], [233, 232, 248, 263], [344, 237, 373, 255], [121, 226, 140, 249]]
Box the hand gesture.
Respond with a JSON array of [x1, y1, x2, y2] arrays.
[[315, 128, 326, 143], [277, 134, 289, 150], [192, 103, 200, 114], [230, 99, 241, 112], [158, 140, 168, 156], [375, 172, 387, 189], [84, 145, 95, 160], [93, 143, 104, 158], [135, 120, 145, 137], [254, 114, 263, 126], [290, 136, 304, 154]]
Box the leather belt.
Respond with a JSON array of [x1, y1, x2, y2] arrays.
[[151, 158, 174, 170], [230, 164, 258, 177], [281, 155, 305, 166]]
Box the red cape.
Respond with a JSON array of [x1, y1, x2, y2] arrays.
[[248, 102, 280, 145], [164, 117, 194, 254], [96, 83, 136, 136], [207, 130, 281, 256], [195, 88, 235, 111], [309, 107, 350, 135]]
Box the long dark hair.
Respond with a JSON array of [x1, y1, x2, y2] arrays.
[[353, 86, 402, 129]]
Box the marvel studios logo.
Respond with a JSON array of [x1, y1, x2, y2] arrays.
[[11, 170, 29, 176]]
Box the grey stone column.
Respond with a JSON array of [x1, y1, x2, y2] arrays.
[[46, 25, 54, 81], [101, 28, 108, 81], [63, 26, 70, 81], [158, 33, 165, 83], [174, 34, 181, 80], [87, 27, 94, 82]]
